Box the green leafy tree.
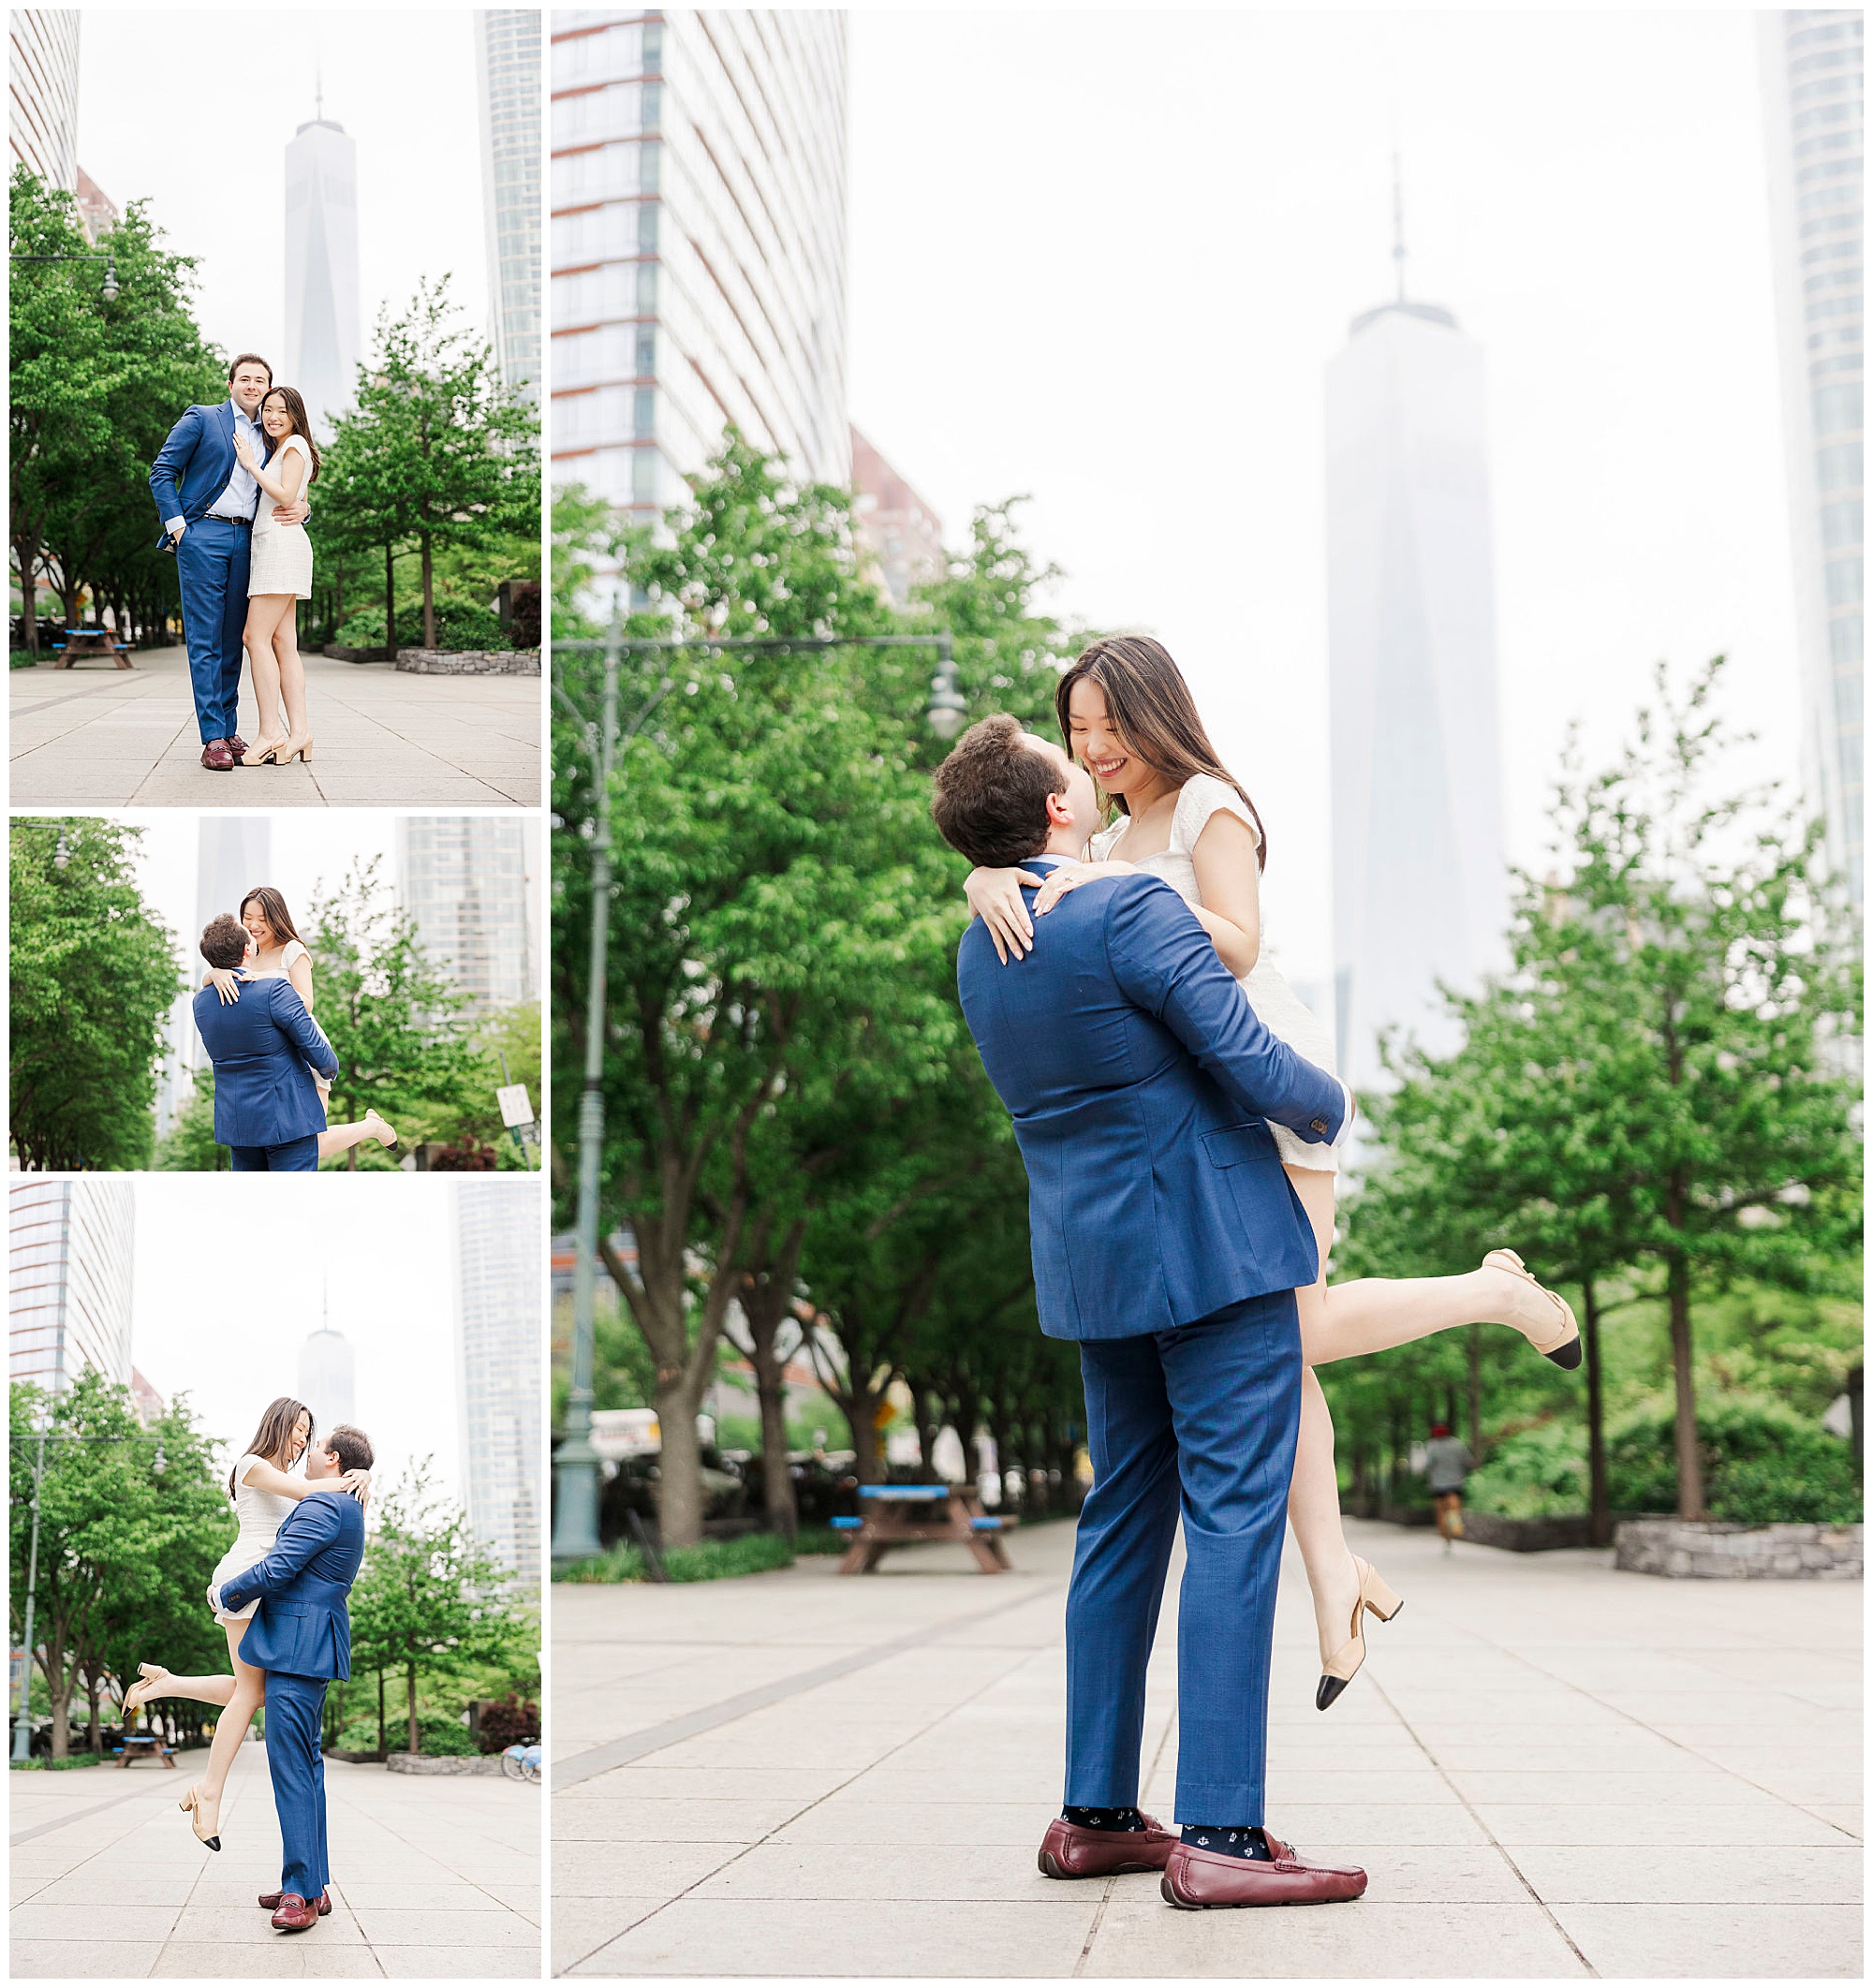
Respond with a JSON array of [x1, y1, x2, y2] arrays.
[[302, 857, 492, 1168], [10, 817, 182, 1171], [347, 1460, 524, 1756], [153, 1068, 229, 1172], [9, 1377, 221, 1759], [9, 169, 221, 653], [316, 278, 538, 655], [1346, 660, 1862, 1523]]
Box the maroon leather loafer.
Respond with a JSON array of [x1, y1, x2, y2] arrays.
[[200, 738, 235, 771], [1038, 1812, 1178, 1878], [258, 1889, 330, 1915], [1160, 1833, 1366, 1908], [229, 734, 249, 758], [270, 1892, 320, 1932]]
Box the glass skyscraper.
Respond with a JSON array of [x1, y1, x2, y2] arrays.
[[477, 8, 543, 401], [1759, 9, 1864, 911], [395, 816, 538, 1014], [284, 107, 361, 436], [453, 1179, 540, 1587], [8, 1180, 134, 1392], [8, 9, 78, 192], [1325, 284, 1508, 1094], [550, 9, 849, 517]]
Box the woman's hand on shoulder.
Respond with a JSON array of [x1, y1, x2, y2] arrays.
[[965, 866, 1043, 964], [205, 965, 243, 1006], [338, 1468, 370, 1507], [1033, 859, 1134, 917]]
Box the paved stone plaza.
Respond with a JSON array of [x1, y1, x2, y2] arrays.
[[552, 1516, 1861, 1978], [10, 648, 539, 807], [10, 1734, 540, 1977]]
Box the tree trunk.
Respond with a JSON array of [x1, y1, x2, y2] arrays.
[[384, 543, 398, 661], [84, 1669, 102, 1754], [406, 1662, 419, 1757], [848, 1396, 881, 1488], [747, 1316, 797, 1540], [654, 1376, 707, 1548], [377, 1669, 386, 1758], [16, 537, 39, 652], [420, 530, 437, 650], [47, 1667, 70, 1760], [1667, 1252, 1704, 1519], [1582, 1276, 1612, 1547]]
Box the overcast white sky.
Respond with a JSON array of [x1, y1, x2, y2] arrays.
[[128, 1174, 465, 1503], [848, 7, 1805, 987], [75, 8, 489, 374], [125, 810, 409, 965]]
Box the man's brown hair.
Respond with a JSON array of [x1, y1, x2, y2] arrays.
[[931, 714, 1066, 869], [227, 352, 273, 384], [326, 1424, 375, 1474], [199, 912, 249, 969]]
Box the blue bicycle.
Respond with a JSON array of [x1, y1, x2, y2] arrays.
[[501, 1742, 541, 1784]]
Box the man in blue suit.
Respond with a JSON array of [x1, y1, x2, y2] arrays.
[[190, 913, 338, 1171], [934, 715, 1369, 1911], [148, 353, 307, 771], [214, 1421, 373, 1934]]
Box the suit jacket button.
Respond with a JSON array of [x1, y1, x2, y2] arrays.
[[1311, 1118, 1329, 1135]]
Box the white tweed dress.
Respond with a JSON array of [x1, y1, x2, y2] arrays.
[[1092, 774, 1340, 1173], [247, 434, 313, 599]]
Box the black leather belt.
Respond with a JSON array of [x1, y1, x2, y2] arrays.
[[202, 513, 254, 529]]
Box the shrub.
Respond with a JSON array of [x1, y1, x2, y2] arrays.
[[332, 598, 513, 654], [1607, 1395, 1863, 1524], [417, 1717, 482, 1758], [554, 1531, 798, 1583], [1466, 1421, 1588, 1518], [476, 1694, 538, 1755]]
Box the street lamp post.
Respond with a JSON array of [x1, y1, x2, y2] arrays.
[[548, 624, 964, 1565], [9, 252, 120, 302]]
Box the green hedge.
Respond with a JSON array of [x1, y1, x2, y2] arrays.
[[1468, 1396, 1863, 1524], [333, 598, 511, 653]]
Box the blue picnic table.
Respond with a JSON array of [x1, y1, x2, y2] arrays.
[[832, 1482, 1017, 1574]]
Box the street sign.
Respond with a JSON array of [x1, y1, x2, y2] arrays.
[[496, 1083, 535, 1129]]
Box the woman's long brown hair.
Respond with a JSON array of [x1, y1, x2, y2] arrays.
[[259, 386, 321, 483], [1054, 635, 1268, 872], [239, 886, 302, 950], [230, 1395, 314, 1498]]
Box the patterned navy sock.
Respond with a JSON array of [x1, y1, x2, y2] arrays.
[[1063, 1804, 1145, 1833], [1180, 1823, 1273, 1861]]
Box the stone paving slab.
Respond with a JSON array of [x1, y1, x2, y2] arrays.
[[551, 1514, 1862, 1978], [9, 1733, 540, 1977], [9, 649, 540, 808]]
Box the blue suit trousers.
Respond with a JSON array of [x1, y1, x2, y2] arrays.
[[231, 1134, 319, 1172], [1065, 1289, 1302, 1824], [263, 1671, 330, 1901], [174, 517, 250, 742]]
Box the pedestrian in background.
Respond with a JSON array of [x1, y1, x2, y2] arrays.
[[1425, 1422, 1471, 1551]]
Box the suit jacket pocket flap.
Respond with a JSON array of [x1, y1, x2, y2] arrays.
[[1202, 1122, 1278, 1168]]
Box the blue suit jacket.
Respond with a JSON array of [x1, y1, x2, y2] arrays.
[[148, 402, 243, 548], [957, 861, 1348, 1341], [192, 977, 338, 1149], [220, 1491, 365, 1682]]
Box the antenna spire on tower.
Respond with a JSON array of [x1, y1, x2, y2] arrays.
[[316, 69, 324, 122], [1392, 150, 1407, 305]]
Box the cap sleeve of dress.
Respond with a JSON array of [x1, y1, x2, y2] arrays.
[[233, 1452, 266, 1489], [1172, 773, 1261, 855], [280, 939, 308, 972]]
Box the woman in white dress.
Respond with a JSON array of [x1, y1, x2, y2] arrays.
[[964, 636, 1581, 1709], [233, 385, 317, 766], [200, 885, 398, 1163], [122, 1397, 369, 1848]]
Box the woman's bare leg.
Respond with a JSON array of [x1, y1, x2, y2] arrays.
[[1283, 1167, 1366, 1659], [1304, 1237, 1565, 1369], [243, 597, 292, 748], [192, 1621, 267, 1831], [273, 609, 310, 742], [317, 1110, 397, 1162], [134, 1666, 235, 1709]]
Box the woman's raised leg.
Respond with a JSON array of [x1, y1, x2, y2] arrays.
[[243, 597, 292, 757], [317, 1110, 397, 1162]]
